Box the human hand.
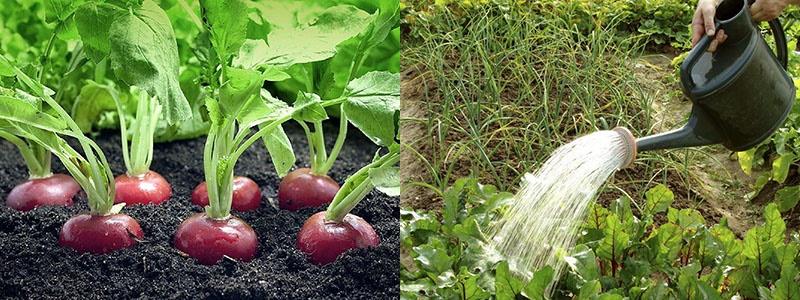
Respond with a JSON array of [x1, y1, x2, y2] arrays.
[[750, 0, 792, 21], [691, 0, 728, 51]]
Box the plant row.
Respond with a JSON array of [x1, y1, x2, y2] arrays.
[[0, 0, 400, 266], [403, 0, 697, 49], [402, 179, 800, 299]]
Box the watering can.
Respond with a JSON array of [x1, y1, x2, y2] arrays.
[[616, 0, 795, 164]]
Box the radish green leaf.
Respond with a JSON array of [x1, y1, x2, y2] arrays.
[[293, 92, 327, 122], [44, 0, 84, 23], [235, 4, 372, 68], [75, 3, 121, 62], [343, 71, 400, 146], [319, 0, 399, 99], [107, 0, 190, 124], [369, 161, 399, 196], [200, 0, 248, 63]]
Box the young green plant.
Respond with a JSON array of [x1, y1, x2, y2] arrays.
[[231, 1, 400, 211], [0, 56, 143, 254], [176, 68, 321, 265], [111, 87, 173, 205], [187, 0, 271, 213], [276, 95, 347, 211], [297, 143, 400, 265], [0, 4, 84, 211], [0, 89, 79, 211], [278, 71, 402, 211], [295, 71, 401, 265], [175, 0, 295, 265], [68, 0, 192, 205]]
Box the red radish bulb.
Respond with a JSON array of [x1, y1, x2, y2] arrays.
[[6, 173, 80, 211], [114, 171, 172, 205], [278, 168, 340, 211], [297, 211, 379, 265], [174, 213, 257, 265], [59, 214, 144, 254], [191, 176, 261, 211]]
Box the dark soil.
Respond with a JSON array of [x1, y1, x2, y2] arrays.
[[0, 122, 399, 299]]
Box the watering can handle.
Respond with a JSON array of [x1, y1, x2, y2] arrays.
[[768, 18, 789, 69], [749, 0, 789, 68], [680, 32, 715, 92], [681, 19, 789, 92]]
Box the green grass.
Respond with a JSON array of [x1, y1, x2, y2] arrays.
[[402, 3, 705, 206]]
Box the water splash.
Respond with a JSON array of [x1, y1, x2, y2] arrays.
[[489, 129, 634, 293]]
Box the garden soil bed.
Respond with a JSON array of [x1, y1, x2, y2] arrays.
[[0, 123, 399, 299]]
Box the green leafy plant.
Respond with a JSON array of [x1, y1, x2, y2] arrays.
[[0, 26, 79, 211], [173, 0, 303, 265], [230, 0, 401, 211], [0, 0, 195, 210], [298, 142, 400, 265], [402, 180, 800, 299], [736, 76, 800, 213], [0, 55, 144, 254], [173, 0, 399, 265], [62, 0, 192, 205]]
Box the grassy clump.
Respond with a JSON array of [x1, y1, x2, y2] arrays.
[[402, 3, 701, 206]]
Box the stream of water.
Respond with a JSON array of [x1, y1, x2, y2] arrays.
[[489, 129, 634, 292]]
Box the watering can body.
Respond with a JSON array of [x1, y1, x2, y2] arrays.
[[635, 0, 795, 152]]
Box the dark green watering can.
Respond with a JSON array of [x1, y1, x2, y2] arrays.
[[633, 0, 795, 153]]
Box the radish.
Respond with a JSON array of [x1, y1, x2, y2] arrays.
[[297, 144, 399, 265], [59, 213, 143, 254], [276, 99, 346, 211], [191, 176, 261, 211], [276, 72, 401, 211], [0, 63, 143, 254], [172, 4, 375, 263], [6, 174, 80, 211], [297, 211, 379, 265], [278, 168, 339, 210], [284, 71, 399, 264], [114, 171, 171, 205], [172, 68, 347, 264], [112, 87, 172, 205], [0, 126, 81, 211], [172, 65, 306, 265], [174, 213, 257, 264]]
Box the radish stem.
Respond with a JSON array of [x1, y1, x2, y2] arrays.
[[318, 106, 348, 175], [312, 121, 328, 174], [0, 56, 117, 215], [0, 132, 52, 179], [325, 147, 400, 223]]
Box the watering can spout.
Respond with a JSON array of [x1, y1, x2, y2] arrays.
[[635, 107, 723, 152]]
